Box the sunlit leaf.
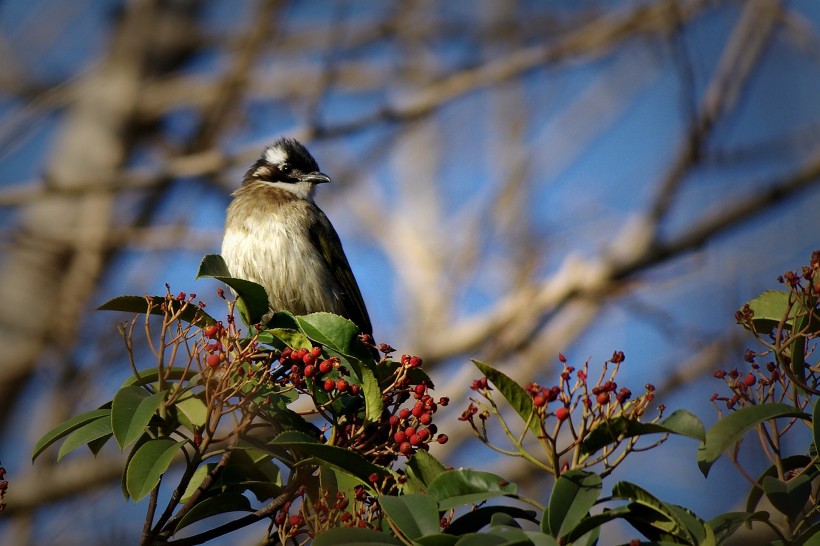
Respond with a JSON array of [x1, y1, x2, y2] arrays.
[[57, 415, 113, 461], [472, 360, 540, 435], [125, 438, 186, 501], [581, 409, 704, 455], [427, 469, 516, 511], [111, 387, 167, 450], [378, 493, 440, 539], [32, 408, 111, 461], [196, 254, 269, 325]]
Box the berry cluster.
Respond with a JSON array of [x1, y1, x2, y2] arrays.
[[462, 351, 663, 477]]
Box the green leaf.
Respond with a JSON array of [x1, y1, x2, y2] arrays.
[[196, 254, 269, 325], [32, 408, 111, 461], [740, 290, 792, 332], [581, 410, 704, 456], [698, 403, 809, 477], [270, 431, 390, 486], [762, 474, 812, 520], [175, 493, 252, 532], [612, 482, 699, 544], [121, 367, 198, 388], [265, 328, 313, 350], [111, 387, 167, 450], [746, 456, 813, 513], [427, 469, 517, 511], [125, 438, 186, 501], [472, 360, 540, 435], [708, 511, 769, 543], [297, 313, 372, 361], [561, 506, 633, 543], [180, 463, 215, 503], [547, 469, 601, 538], [378, 494, 440, 539], [57, 415, 113, 461], [175, 393, 208, 428], [313, 527, 402, 546], [447, 506, 538, 535], [796, 523, 820, 546], [98, 295, 215, 326], [414, 534, 459, 546], [405, 450, 447, 492]]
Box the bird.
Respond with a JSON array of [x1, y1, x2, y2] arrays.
[[221, 137, 372, 336]]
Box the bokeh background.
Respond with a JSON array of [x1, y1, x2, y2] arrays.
[[2, 0, 820, 544]]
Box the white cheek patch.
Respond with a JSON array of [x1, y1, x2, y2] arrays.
[[265, 181, 316, 201], [264, 146, 288, 167]]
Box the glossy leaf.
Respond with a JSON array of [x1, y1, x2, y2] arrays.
[[561, 506, 633, 543], [270, 431, 390, 485], [196, 254, 269, 325], [265, 328, 313, 350], [180, 463, 215, 503], [175, 393, 208, 428], [111, 387, 167, 450], [297, 313, 372, 361], [581, 410, 703, 456], [698, 403, 808, 477], [32, 408, 111, 461], [313, 527, 402, 545], [378, 493, 440, 539], [428, 469, 517, 511], [98, 295, 215, 326], [472, 360, 540, 435], [125, 438, 186, 501], [739, 290, 792, 332], [57, 415, 113, 461], [763, 474, 812, 520], [547, 469, 601, 538], [405, 450, 447, 492], [175, 493, 252, 532]]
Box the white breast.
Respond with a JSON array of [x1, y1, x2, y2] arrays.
[[221, 202, 343, 316]]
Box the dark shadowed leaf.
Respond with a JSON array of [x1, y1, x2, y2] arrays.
[[98, 295, 215, 326], [175, 493, 252, 532], [447, 506, 538, 535], [547, 469, 601, 538], [698, 403, 809, 476], [313, 527, 402, 545], [581, 409, 704, 455], [763, 475, 812, 520], [746, 456, 813, 513]]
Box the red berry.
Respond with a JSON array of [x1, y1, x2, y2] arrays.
[[436, 434, 448, 444], [743, 373, 757, 387], [404, 426, 416, 437], [203, 324, 220, 338], [323, 379, 335, 392], [399, 442, 413, 455], [206, 354, 222, 368], [275, 512, 287, 526], [419, 413, 432, 425], [414, 384, 426, 396], [336, 379, 349, 392], [394, 431, 407, 444], [368, 472, 379, 483], [597, 392, 610, 405], [409, 434, 421, 446], [417, 428, 430, 440], [303, 365, 316, 377], [555, 407, 570, 421], [319, 360, 333, 374], [399, 408, 411, 420], [289, 514, 303, 526], [311, 346, 322, 357], [533, 394, 547, 408], [389, 415, 400, 426], [302, 353, 316, 366], [412, 405, 424, 418]]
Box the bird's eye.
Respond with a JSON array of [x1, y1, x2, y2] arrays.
[[279, 163, 292, 174]]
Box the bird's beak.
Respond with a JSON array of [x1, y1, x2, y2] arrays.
[[302, 171, 331, 184]]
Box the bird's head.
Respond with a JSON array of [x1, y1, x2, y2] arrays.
[[244, 138, 331, 200]]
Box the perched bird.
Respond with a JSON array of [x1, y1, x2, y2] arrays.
[[221, 137, 372, 335]]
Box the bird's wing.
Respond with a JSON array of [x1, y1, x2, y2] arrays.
[[308, 208, 373, 336]]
